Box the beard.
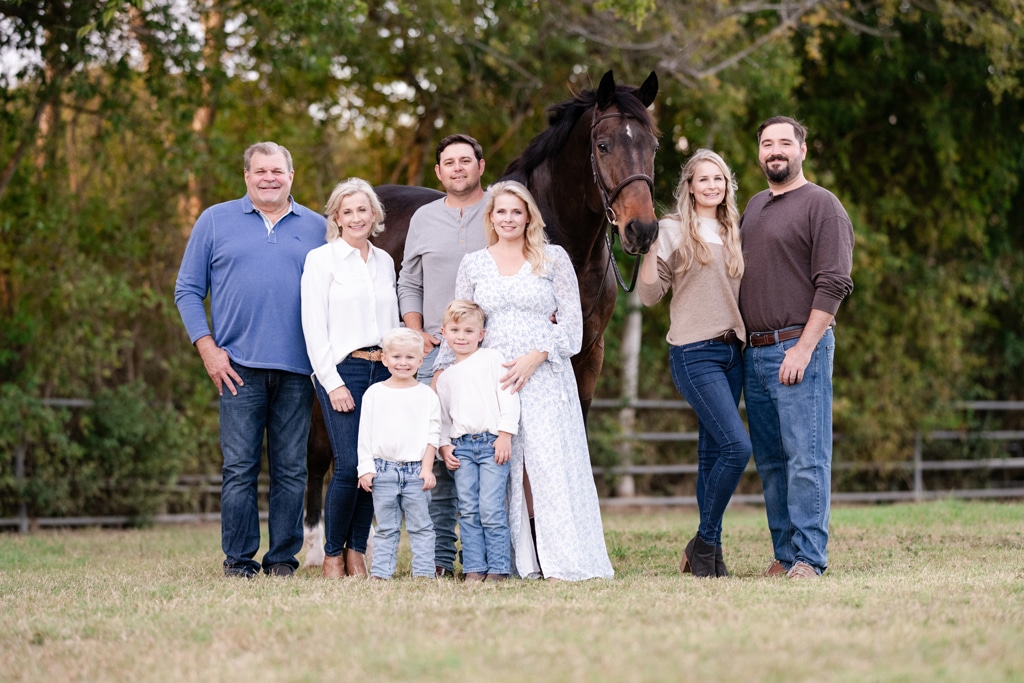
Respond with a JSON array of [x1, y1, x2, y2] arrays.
[[762, 156, 799, 184]]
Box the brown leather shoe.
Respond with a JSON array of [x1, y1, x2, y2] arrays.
[[763, 559, 787, 578], [435, 565, 456, 579], [322, 553, 345, 579], [464, 572, 486, 583], [345, 548, 368, 577], [485, 574, 508, 582]]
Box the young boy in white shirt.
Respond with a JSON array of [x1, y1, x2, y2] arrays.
[[436, 300, 521, 582], [357, 327, 441, 579]]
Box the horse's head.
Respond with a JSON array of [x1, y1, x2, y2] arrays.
[[589, 70, 660, 255]]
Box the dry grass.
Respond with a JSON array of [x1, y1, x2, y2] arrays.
[[2, 500, 1023, 682]]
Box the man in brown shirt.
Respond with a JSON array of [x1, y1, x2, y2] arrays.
[[739, 116, 854, 579]]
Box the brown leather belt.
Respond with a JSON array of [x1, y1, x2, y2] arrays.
[[710, 330, 739, 345], [350, 347, 383, 362], [748, 327, 804, 348]]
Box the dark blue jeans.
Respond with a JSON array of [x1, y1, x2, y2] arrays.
[[669, 338, 751, 546], [219, 363, 313, 576], [418, 346, 459, 571], [314, 356, 389, 557]]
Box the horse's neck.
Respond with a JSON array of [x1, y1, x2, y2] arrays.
[[531, 116, 606, 268]]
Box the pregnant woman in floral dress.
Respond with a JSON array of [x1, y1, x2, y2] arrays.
[[438, 180, 613, 580]]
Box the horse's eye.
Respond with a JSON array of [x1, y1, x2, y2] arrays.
[[597, 143, 609, 154]]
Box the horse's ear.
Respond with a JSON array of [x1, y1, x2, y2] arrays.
[[638, 71, 658, 108], [596, 70, 616, 109]]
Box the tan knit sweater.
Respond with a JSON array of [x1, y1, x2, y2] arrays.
[[637, 217, 745, 347]]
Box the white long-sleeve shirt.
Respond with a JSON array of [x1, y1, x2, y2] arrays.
[[435, 348, 521, 447], [300, 239, 399, 392], [357, 383, 441, 478]]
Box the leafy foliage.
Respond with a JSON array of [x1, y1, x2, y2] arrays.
[[1, 0, 1022, 505]]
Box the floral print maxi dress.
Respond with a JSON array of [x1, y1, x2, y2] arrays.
[[443, 244, 614, 580]]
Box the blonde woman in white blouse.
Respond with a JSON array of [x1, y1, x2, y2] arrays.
[[637, 149, 751, 578], [301, 178, 399, 579]]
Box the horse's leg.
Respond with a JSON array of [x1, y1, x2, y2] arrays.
[[572, 335, 605, 424], [302, 397, 332, 567]]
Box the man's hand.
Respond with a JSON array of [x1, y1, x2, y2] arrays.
[[196, 336, 243, 396]]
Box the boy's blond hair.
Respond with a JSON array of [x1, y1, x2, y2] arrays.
[[442, 299, 486, 328], [381, 327, 425, 357]]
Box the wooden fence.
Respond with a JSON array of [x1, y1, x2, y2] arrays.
[[591, 399, 1024, 506], [2, 400, 1023, 532]]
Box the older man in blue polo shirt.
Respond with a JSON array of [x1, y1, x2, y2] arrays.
[[175, 141, 325, 578]]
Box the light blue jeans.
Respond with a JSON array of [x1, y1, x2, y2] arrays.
[[744, 327, 835, 574], [418, 345, 459, 571], [668, 338, 751, 547], [451, 432, 511, 575], [370, 459, 436, 579], [219, 363, 313, 576]]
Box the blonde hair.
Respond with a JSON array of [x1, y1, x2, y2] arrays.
[[381, 327, 425, 357], [665, 149, 744, 279], [483, 180, 549, 274], [442, 299, 486, 328], [323, 178, 385, 242]]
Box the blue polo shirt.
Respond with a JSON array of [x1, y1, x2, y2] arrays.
[[175, 195, 326, 375]]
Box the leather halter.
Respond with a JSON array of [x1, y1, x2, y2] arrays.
[[589, 109, 655, 292], [590, 111, 655, 227]]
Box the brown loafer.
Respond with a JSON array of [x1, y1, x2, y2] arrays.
[[464, 572, 486, 583], [322, 553, 346, 579], [763, 559, 787, 578], [485, 573, 508, 582]]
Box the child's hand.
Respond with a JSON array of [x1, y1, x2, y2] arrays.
[[440, 445, 459, 470], [358, 472, 375, 492], [421, 468, 436, 491], [494, 432, 512, 465]]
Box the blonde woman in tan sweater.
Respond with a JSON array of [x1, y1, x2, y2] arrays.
[[637, 149, 751, 578]]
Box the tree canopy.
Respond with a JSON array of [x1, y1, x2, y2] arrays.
[[2, 0, 1022, 511]]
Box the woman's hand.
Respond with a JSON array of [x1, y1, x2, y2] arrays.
[[500, 349, 548, 393], [328, 385, 355, 412]]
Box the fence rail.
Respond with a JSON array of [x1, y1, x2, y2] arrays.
[[591, 398, 1024, 505], [3, 399, 1022, 531]]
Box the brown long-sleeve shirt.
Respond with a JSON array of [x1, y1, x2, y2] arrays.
[[738, 183, 854, 333]]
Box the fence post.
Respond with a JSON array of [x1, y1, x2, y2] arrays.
[[15, 442, 29, 534], [615, 290, 642, 498], [913, 430, 923, 502]]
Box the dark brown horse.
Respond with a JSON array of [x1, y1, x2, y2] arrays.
[[302, 70, 660, 564]]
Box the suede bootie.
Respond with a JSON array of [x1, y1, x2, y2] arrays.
[[715, 545, 730, 577], [345, 548, 368, 577], [322, 553, 346, 579], [685, 535, 717, 578]]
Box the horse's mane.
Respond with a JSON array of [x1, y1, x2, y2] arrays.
[[501, 83, 656, 182]]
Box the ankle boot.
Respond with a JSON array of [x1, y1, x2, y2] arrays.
[[345, 548, 368, 577], [715, 545, 730, 577], [679, 536, 695, 574], [689, 536, 717, 578], [322, 553, 346, 579]]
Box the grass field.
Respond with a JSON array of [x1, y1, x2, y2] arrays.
[[2, 500, 1023, 682]]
